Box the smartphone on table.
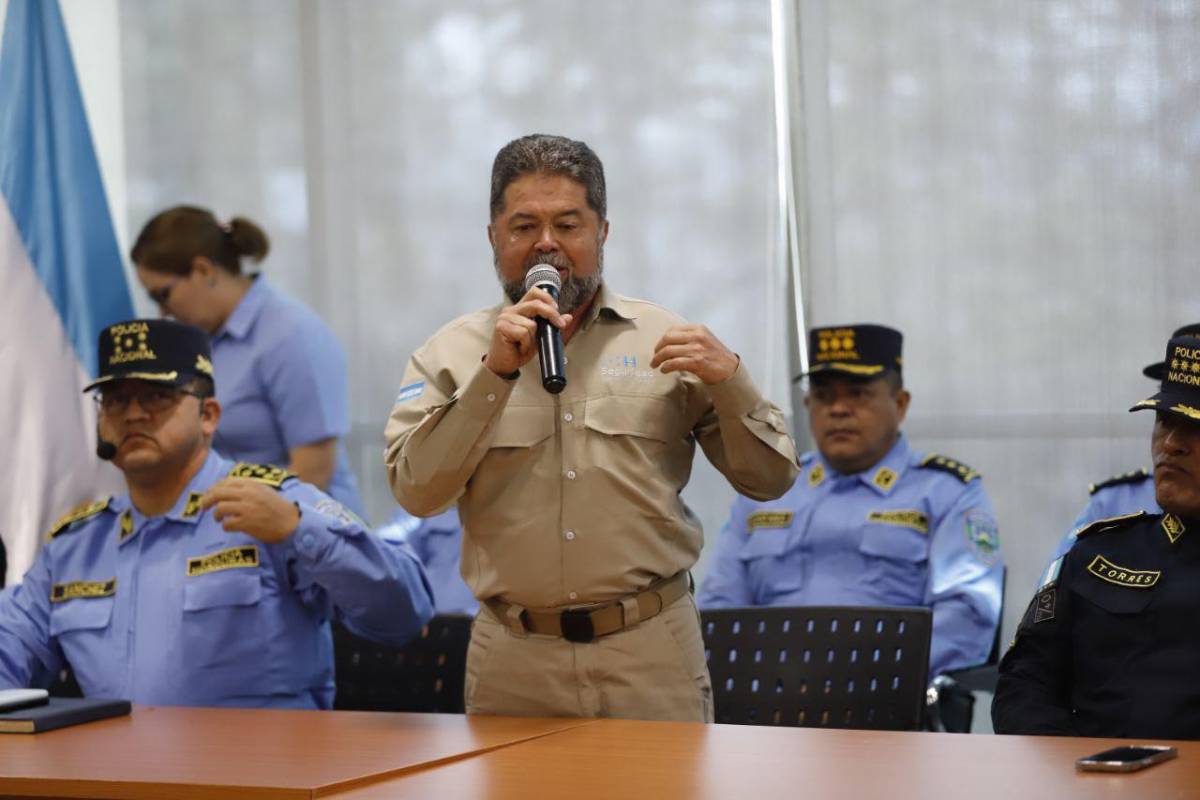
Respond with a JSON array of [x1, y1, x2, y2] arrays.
[[1076, 745, 1178, 773], [0, 689, 50, 713]]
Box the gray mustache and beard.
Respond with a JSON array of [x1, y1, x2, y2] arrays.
[[496, 247, 604, 315]]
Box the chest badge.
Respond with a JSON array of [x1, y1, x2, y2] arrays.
[[747, 511, 794, 531], [187, 545, 260, 577], [1086, 555, 1160, 588], [51, 578, 116, 603], [866, 509, 929, 534], [871, 467, 897, 491]]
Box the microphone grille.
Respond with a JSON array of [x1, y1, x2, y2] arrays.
[[524, 265, 561, 293]]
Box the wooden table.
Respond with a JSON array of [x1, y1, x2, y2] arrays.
[[1, 707, 1197, 799], [0, 706, 593, 799], [331, 719, 1200, 800]]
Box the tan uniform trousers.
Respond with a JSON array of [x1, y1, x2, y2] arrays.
[[465, 593, 714, 723]]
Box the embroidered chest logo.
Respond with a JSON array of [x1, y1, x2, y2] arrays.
[[1086, 555, 1160, 588], [747, 511, 794, 531], [51, 578, 116, 603], [1162, 514, 1186, 544], [867, 510, 929, 534], [599, 354, 653, 382], [187, 546, 260, 577], [808, 463, 826, 488]]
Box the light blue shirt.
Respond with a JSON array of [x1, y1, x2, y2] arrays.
[[381, 507, 477, 615], [1045, 469, 1159, 567], [0, 451, 434, 708], [210, 276, 364, 515], [698, 436, 1003, 677]]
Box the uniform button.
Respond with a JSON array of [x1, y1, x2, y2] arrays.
[[565, 530, 576, 541], [568, 591, 578, 601], [566, 469, 577, 480], [563, 412, 573, 422], [486, 393, 497, 402]]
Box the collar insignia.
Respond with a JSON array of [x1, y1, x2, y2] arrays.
[[808, 463, 825, 488], [1086, 555, 1160, 589], [119, 511, 134, 541], [182, 491, 204, 519], [871, 467, 897, 491], [1162, 514, 1185, 544]]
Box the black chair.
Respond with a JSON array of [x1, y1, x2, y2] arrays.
[[47, 664, 83, 698], [927, 567, 1007, 733], [701, 606, 932, 730], [333, 614, 471, 713]]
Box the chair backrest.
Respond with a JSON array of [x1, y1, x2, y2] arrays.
[[701, 606, 931, 731], [333, 614, 471, 713]]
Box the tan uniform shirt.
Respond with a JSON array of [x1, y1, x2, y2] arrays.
[[385, 284, 799, 608]]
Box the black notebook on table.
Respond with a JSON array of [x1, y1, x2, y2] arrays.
[[0, 697, 131, 734]]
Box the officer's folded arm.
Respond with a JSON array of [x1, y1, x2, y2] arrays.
[[278, 483, 435, 645]]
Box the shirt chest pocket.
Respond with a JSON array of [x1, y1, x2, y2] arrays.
[[49, 597, 114, 639], [858, 526, 929, 603], [182, 568, 266, 670], [489, 406, 556, 448], [582, 394, 674, 443], [1073, 577, 1156, 616]]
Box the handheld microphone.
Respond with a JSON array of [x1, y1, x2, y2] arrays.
[[95, 430, 118, 461], [524, 265, 567, 394]]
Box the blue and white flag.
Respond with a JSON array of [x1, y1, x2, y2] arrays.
[[0, 0, 133, 585]]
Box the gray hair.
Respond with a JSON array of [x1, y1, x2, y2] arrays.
[[489, 134, 607, 220]]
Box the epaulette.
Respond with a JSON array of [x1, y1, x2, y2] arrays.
[[47, 497, 112, 539], [228, 462, 295, 489], [1088, 468, 1151, 495], [1074, 511, 1148, 540], [918, 454, 980, 483]]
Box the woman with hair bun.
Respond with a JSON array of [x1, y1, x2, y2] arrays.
[[131, 205, 364, 514]]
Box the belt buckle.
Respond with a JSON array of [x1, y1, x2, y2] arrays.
[[560, 608, 595, 643]]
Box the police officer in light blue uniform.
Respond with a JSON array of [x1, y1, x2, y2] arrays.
[[1043, 325, 1200, 566], [381, 507, 478, 615], [131, 207, 365, 515], [0, 319, 434, 708], [698, 324, 1003, 678]]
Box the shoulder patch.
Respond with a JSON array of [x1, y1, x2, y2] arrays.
[[918, 454, 980, 483], [47, 498, 112, 539], [1074, 511, 1148, 540], [1089, 468, 1151, 495], [228, 462, 295, 489]]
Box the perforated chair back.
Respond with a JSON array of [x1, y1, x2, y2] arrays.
[[702, 606, 931, 730], [333, 614, 471, 713]]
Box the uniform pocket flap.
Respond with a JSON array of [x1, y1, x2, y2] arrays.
[[583, 395, 671, 442], [1074, 557, 1158, 614], [49, 597, 114, 636], [184, 570, 263, 612], [490, 405, 556, 448], [858, 527, 928, 563], [738, 530, 791, 561]]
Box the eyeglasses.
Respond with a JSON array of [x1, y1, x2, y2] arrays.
[[93, 386, 203, 416], [146, 279, 182, 307]]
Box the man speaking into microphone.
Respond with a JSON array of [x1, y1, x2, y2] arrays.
[[385, 134, 799, 722]]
